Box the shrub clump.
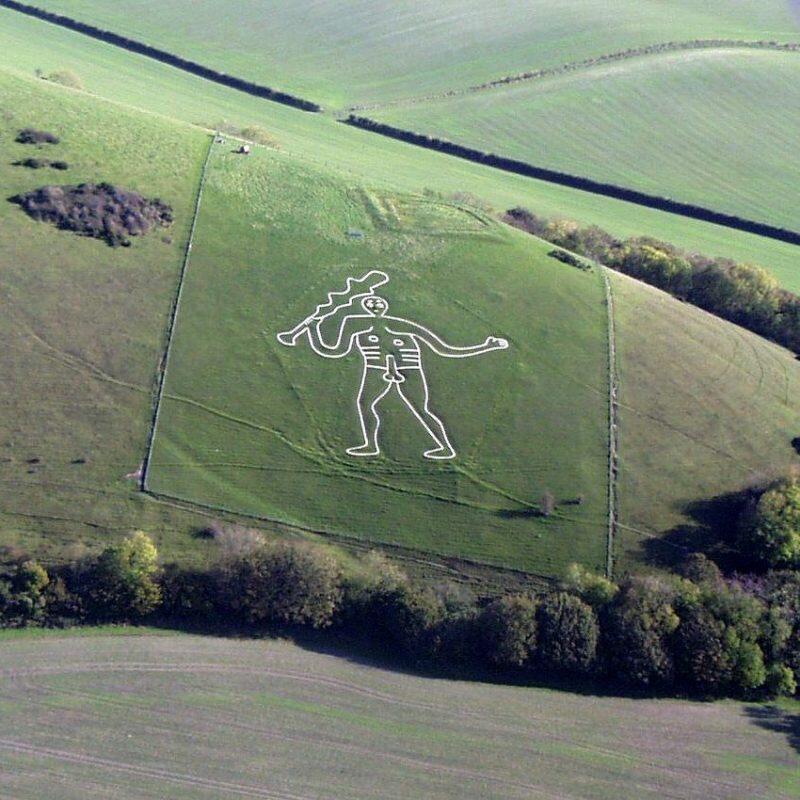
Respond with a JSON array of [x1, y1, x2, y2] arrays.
[[10, 182, 173, 247], [13, 158, 69, 171], [46, 69, 84, 90], [15, 128, 60, 145]]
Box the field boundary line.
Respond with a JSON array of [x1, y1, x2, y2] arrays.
[[343, 115, 800, 247], [350, 38, 800, 111], [600, 267, 619, 578], [144, 489, 554, 588], [140, 135, 214, 491]]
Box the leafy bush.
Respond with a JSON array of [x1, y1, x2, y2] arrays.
[[536, 592, 599, 674], [79, 532, 162, 621], [602, 576, 681, 686], [739, 478, 800, 567], [15, 128, 59, 145], [477, 594, 538, 667], [222, 541, 342, 628], [562, 563, 618, 607], [0, 559, 49, 627], [10, 183, 174, 247], [765, 663, 797, 697]]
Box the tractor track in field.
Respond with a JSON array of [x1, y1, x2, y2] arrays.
[[0, 738, 309, 800], [0, 661, 758, 799]]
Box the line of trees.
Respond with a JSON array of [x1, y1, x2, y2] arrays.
[[0, 0, 321, 112], [505, 208, 800, 354], [3, 507, 799, 700]]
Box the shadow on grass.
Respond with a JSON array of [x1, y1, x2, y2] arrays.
[[639, 488, 755, 571], [744, 705, 800, 754], [146, 615, 681, 703]]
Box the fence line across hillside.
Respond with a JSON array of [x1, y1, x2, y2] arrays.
[[140, 135, 214, 492], [601, 267, 619, 579]]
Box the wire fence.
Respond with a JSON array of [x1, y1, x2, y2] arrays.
[[140, 135, 215, 492], [601, 267, 620, 579]]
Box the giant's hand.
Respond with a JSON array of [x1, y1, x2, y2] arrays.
[[485, 336, 509, 350]]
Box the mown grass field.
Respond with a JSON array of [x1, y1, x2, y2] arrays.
[[0, 630, 797, 800], [2, 6, 800, 296], [371, 48, 800, 232], [0, 70, 220, 562], [27, 0, 800, 107], [146, 142, 610, 575]]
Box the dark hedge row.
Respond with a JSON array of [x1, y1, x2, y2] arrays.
[[0, 0, 321, 112], [506, 208, 800, 354], [2, 531, 797, 699], [343, 115, 800, 247]]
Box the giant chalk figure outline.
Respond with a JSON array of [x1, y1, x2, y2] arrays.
[[277, 271, 508, 459]]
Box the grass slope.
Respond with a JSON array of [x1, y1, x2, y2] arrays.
[[612, 272, 800, 569], [27, 0, 800, 107], [371, 48, 800, 232], [0, 631, 798, 799], [0, 70, 220, 562], [2, 7, 800, 294], [146, 142, 610, 575]]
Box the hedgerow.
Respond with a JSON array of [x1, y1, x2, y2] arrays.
[[4, 524, 798, 700], [504, 207, 800, 354]]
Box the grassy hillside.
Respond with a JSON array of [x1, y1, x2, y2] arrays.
[[371, 48, 800, 232], [0, 631, 797, 799], [612, 272, 800, 569], [0, 70, 220, 562], [2, 7, 799, 295], [27, 0, 800, 107], [146, 142, 610, 575]]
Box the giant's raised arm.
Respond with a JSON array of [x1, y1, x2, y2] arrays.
[[389, 319, 508, 358], [305, 315, 370, 358]]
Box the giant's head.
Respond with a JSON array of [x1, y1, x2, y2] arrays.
[[361, 295, 389, 316]]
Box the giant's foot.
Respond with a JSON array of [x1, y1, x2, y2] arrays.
[[424, 445, 456, 460], [346, 444, 380, 457]]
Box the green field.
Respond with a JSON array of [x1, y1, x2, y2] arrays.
[[611, 272, 800, 569], [27, 0, 800, 107], [0, 70, 223, 562], [145, 142, 610, 575], [2, 6, 800, 297], [1, 62, 798, 576], [371, 47, 800, 231], [0, 7, 799, 578], [0, 630, 797, 799]]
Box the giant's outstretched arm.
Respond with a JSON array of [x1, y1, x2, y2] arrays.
[[304, 315, 370, 359], [389, 319, 508, 358]]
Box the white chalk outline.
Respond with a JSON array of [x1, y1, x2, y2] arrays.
[[276, 272, 508, 460]]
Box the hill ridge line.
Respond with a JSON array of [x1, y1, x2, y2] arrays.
[[348, 38, 800, 112], [343, 115, 800, 248], [0, 0, 321, 112]]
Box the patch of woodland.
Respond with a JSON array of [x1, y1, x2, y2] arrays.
[[10, 182, 174, 247]]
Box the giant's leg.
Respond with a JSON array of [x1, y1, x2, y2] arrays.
[[396, 369, 456, 459], [347, 367, 392, 456]]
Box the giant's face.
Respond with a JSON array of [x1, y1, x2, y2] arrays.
[[362, 295, 389, 316]]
